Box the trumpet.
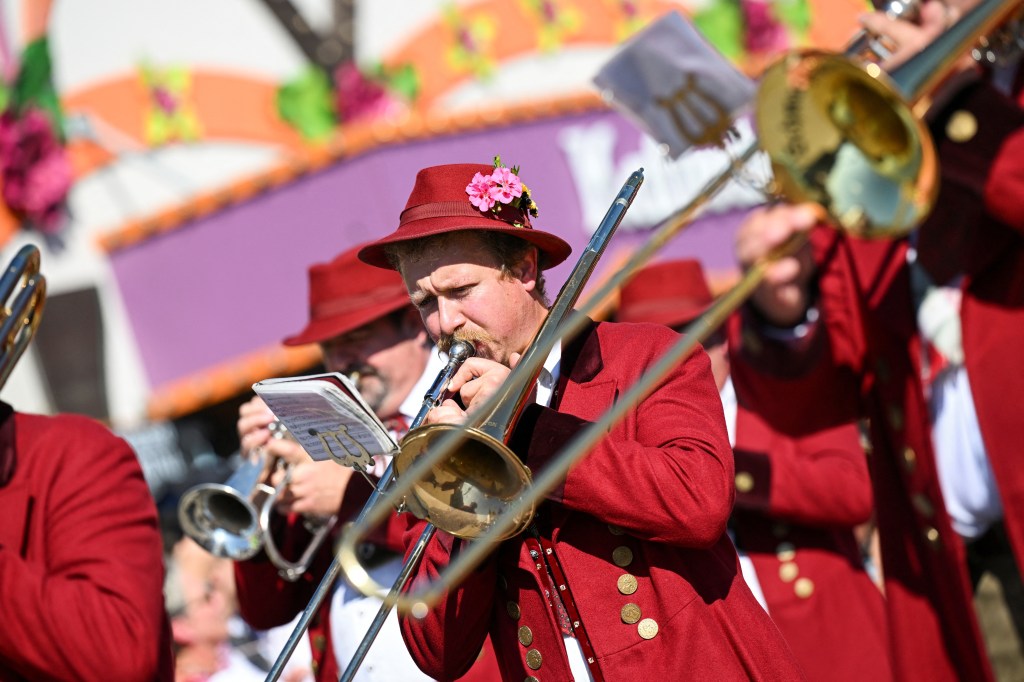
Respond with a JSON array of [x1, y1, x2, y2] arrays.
[[177, 421, 336, 581], [332, 0, 1020, 616]]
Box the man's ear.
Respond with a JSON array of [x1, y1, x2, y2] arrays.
[[512, 248, 540, 293]]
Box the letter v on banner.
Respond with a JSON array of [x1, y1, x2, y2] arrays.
[[594, 11, 756, 159]]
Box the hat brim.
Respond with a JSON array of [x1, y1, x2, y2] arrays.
[[282, 296, 412, 346], [358, 218, 573, 271]]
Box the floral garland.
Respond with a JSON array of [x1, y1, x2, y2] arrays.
[[465, 156, 539, 226]]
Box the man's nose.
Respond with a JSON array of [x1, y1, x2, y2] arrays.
[[437, 297, 465, 336]]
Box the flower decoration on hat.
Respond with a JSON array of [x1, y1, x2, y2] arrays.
[[465, 155, 539, 227]]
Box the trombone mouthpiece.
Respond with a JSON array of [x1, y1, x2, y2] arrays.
[[447, 341, 475, 365]]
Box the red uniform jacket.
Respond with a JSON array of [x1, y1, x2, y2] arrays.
[[730, 404, 892, 681], [234, 472, 500, 681], [730, 76, 1024, 682], [0, 403, 174, 681], [400, 320, 804, 681]]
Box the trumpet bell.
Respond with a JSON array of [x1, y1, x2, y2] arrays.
[[178, 478, 270, 561], [756, 50, 937, 239], [395, 424, 535, 540]]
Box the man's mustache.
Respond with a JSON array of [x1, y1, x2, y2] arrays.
[[437, 329, 496, 355]]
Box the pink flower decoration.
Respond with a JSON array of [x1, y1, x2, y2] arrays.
[[489, 166, 523, 204], [742, 0, 789, 54], [0, 108, 71, 233], [466, 172, 498, 211], [334, 61, 402, 124]]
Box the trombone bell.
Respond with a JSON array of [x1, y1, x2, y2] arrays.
[[395, 424, 534, 540]]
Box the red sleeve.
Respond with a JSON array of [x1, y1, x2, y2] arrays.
[[512, 325, 735, 548], [0, 415, 171, 681], [732, 411, 873, 527], [398, 518, 497, 681]]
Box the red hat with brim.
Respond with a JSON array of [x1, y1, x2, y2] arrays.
[[617, 259, 713, 328], [358, 163, 572, 270], [283, 243, 412, 346]]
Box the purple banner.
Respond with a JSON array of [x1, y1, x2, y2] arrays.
[[110, 109, 759, 389]]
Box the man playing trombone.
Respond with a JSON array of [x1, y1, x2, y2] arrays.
[[728, 1, 1024, 679], [233, 244, 498, 681], [357, 161, 804, 680]]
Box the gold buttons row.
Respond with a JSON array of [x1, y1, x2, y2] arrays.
[[735, 471, 755, 493], [526, 649, 543, 670], [617, 573, 637, 595]]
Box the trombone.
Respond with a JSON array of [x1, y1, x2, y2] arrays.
[[333, 0, 1020, 617]]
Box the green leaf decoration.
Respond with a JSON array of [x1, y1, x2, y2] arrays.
[[276, 67, 337, 142], [692, 1, 745, 61], [385, 64, 420, 102], [9, 36, 64, 137]]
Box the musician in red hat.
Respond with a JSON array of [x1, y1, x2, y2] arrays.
[[616, 258, 893, 682], [359, 161, 803, 680], [727, 1, 1024, 679], [233, 244, 499, 681]]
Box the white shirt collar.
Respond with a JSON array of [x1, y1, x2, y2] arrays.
[[535, 342, 562, 409]]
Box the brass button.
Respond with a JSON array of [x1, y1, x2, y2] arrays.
[[498, 574, 508, 591], [776, 542, 796, 562], [311, 660, 319, 675], [912, 493, 935, 518], [924, 526, 941, 549], [312, 634, 326, 652], [608, 524, 626, 536], [637, 618, 659, 639], [621, 603, 642, 624], [779, 562, 799, 583], [507, 601, 521, 620], [735, 472, 755, 493], [794, 577, 815, 598], [902, 446, 916, 473], [876, 358, 889, 382], [617, 573, 638, 595], [889, 405, 903, 430], [526, 649, 543, 670], [772, 522, 790, 538], [526, 678, 540, 682], [946, 110, 978, 143], [518, 626, 534, 646], [612, 546, 634, 567]]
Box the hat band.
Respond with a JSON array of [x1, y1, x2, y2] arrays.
[[312, 288, 407, 321], [400, 201, 532, 229]]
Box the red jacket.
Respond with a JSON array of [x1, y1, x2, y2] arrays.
[[730, 404, 892, 681], [0, 403, 174, 681], [400, 320, 804, 681], [730, 77, 1024, 681]]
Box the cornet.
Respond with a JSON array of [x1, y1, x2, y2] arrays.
[[177, 421, 336, 581]]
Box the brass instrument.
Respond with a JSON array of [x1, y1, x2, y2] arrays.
[[332, 0, 1020, 617], [0, 245, 46, 389], [177, 421, 336, 581]]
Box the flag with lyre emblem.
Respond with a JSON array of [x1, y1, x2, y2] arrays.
[[593, 11, 756, 159]]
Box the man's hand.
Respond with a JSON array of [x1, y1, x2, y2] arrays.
[[735, 203, 820, 327], [424, 356, 513, 425], [269, 460, 353, 517], [860, 1, 961, 70]]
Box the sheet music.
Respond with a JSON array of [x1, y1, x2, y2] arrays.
[[253, 373, 397, 472]]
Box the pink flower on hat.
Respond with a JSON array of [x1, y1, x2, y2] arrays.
[[466, 171, 498, 211], [490, 166, 523, 204]]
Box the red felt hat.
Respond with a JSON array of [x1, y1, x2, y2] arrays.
[[358, 163, 572, 270], [617, 259, 713, 328], [282, 243, 412, 347]]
